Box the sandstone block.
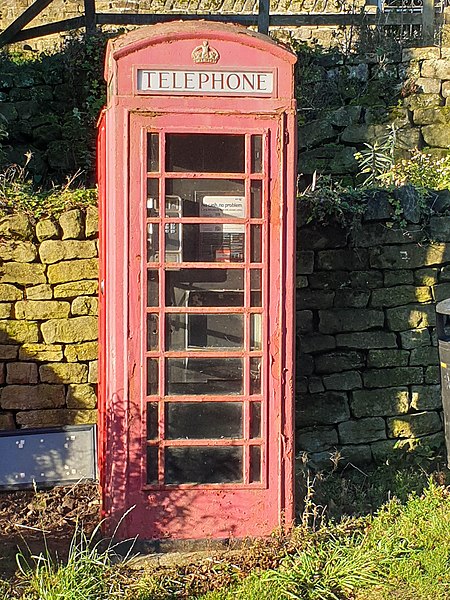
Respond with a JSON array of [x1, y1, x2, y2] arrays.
[[296, 289, 334, 310], [402, 47, 440, 61], [384, 270, 413, 287], [336, 331, 397, 349], [0, 413, 15, 430], [421, 59, 450, 79], [308, 377, 325, 393], [333, 290, 370, 308], [88, 360, 98, 384], [386, 304, 436, 330], [367, 349, 409, 368], [371, 286, 431, 307], [371, 439, 399, 462], [351, 387, 409, 417], [0, 285, 22, 302], [370, 243, 450, 270], [296, 353, 314, 377], [47, 259, 98, 284], [323, 371, 362, 391], [300, 226, 347, 250], [71, 296, 99, 316], [309, 271, 382, 290], [334, 444, 372, 466], [15, 300, 70, 320], [53, 280, 98, 298], [319, 309, 384, 334], [296, 392, 350, 426], [0, 241, 36, 263], [399, 328, 431, 349], [411, 385, 442, 410], [425, 365, 439, 384], [0, 263, 46, 285], [1, 384, 65, 410], [410, 346, 438, 366], [403, 93, 443, 110], [440, 265, 450, 281], [415, 77, 441, 94], [85, 206, 99, 238], [0, 345, 18, 360], [352, 224, 422, 248], [297, 311, 313, 334], [41, 316, 98, 344], [0, 304, 12, 319], [338, 417, 386, 444], [16, 408, 97, 428], [363, 367, 423, 388], [6, 362, 38, 384], [432, 283, 450, 302], [413, 107, 448, 126], [317, 249, 369, 271], [422, 125, 450, 148], [39, 240, 97, 264], [40, 363, 88, 384], [296, 426, 338, 453], [0, 321, 39, 344], [415, 268, 438, 286], [66, 384, 97, 409], [19, 343, 63, 362], [443, 81, 450, 98], [387, 411, 441, 438], [296, 276, 308, 288], [65, 341, 98, 362], [25, 284, 52, 300], [36, 219, 59, 241], [315, 351, 364, 373], [0, 214, 33, 240], [297, 251, 314, 275], [59, 209, 84, 240], [300, 335, 336, 354]]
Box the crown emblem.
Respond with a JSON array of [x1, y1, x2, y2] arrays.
[[191, 41, 220, 64]]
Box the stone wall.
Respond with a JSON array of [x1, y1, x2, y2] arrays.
[[296, 188, 450, 467], [298, 46, 450, 186], [0, 207, 98, 430]]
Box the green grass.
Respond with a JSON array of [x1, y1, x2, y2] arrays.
[[2, 463, 450, 599]]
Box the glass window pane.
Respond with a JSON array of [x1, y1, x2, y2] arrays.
[[250, 446, 261, 483], [250, 357, 261, 395], [166, 402, 243, 439], [250, 270, 262, 307], [250, 314, 262, 351], [147, 178, 159, 217], [166, 358, 243, 396], [166, 314, 244, 351], [147, 270, 159, 307], [166, 269, 244, 307], [147, 358, 158, 396], [165, 180, 244, 217], [146, 402, 158, 440], [146, 446, 158, 484], [250, 402, 261, 438], [166, 134, 245, 173], [251, 225, 262, 262], [251, 181, 262, 218], [147, 223, 159, 262], [147, 314, 159, 351], [147, 133, 159, 172], [164, 222, 182, 263], [251, 135, 262, 173], [165, 446, 243, 484], [166, 224, 244, 263]]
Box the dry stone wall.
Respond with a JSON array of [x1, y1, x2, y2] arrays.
[[297, 188, 450, 467], [0, 206, 98, 430]]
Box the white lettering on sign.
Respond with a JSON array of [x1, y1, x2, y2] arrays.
[[137, 69, 274, 95]]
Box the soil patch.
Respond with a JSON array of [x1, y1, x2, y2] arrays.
[[0, 483, 100, 579]]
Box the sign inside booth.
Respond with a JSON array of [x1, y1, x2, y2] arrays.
[[137, 69, 274, 96]]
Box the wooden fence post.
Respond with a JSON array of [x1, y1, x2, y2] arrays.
[[84, 0, 97, 35], [422, 0, 435, 44], [258, 0, 270, 34]]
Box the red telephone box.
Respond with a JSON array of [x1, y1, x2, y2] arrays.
[[98, 21, 297, 541]]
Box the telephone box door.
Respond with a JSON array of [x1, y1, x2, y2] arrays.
[[122, 109, 293, 540]]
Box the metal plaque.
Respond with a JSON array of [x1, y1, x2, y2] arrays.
[[0, 425, 97, 490]]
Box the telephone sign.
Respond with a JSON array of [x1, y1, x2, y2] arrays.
[[98, 21, 297, 541]]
